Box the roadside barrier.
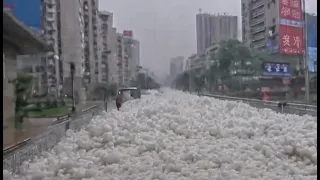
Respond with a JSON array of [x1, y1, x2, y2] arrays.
[[3, 104, 104, 174], [199, 93, 317, 117]]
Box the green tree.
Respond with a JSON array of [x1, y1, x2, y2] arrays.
[[206, 39, 270, 92], [13, 73, 33, 128]]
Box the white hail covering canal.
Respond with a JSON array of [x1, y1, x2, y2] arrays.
[[4, 89, 317, 180]]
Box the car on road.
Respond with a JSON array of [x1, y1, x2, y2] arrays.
[[118, 87, 141, 103]]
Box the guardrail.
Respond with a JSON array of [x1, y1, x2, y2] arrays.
[[199, 93, 317, 117], [3, 104, 104, 174]]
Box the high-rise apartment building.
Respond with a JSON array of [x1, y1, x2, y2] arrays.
[[12, 0, 85, 97], [59, 0, 85, 97], [241, 0, 304, 70], [82, 0, 100, 85], [130, 39, 140, 79], [99, 11, 114, 83], [108, 28, 119, 84], [117, 33, 125, 86], [196, 12, 238, 54], [241, 0, 279, 49], [41, 0, 62, 96], [123, 36, 140, 84]]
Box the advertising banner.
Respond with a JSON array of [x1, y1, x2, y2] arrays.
[[278, 0, 304, 55], [306, 14, 317, 72], [263, 62, 291, 77], [308, 47, 317, 72]]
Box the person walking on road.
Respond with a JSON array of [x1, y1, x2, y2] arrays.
[[116, 92, 122, 111]]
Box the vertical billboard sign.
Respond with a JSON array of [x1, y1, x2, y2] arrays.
[[306, 14, 317, 72], [3, 0, 42, 33], [278, 0, 304, 55]]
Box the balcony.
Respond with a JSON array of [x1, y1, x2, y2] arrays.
[[250, 18, 264, 26], [252, 34, 265, 42], [251, 8, 264, 18], [251, 26, 265, 34], [46, 5, 56, 13], [48, 59, 55, 66], [251, 0, 264, 10], [253, 41, 266, 49], [46, 14, 55, 21]]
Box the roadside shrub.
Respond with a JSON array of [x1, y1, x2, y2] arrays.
[[45, 100, 51, 109], [52, 100, 58, 108]]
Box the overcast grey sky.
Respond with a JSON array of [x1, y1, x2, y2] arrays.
[[99, 0, 317, 76]]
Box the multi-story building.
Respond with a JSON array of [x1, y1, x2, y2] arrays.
[[123, 36, 140, 84], [116, 33, 125, 86], [13, 0, 86, 97], [99, 11, 113, 83], [59, 0, 85, 97], [196, 12, 238, 54], [241, 0, 304, 72], [205, 43, 220, 69], [41, 0, 61, 96], [170, 56, 184, 78], [82, 0, 100, 85], [108, 28, 119, 84]]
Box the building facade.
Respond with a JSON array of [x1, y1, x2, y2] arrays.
[[170, 56, 184, 78], [99, 11, 114, 83], [196, 12, 238, 54], [59, 0, 85, 96], [117, 33, 125, 86], [82, 0, 100, 85], [123, 37, 140, 84], [241, 0, 304, 72], [108, 28, 119, 84], [11, 0, 87, 97]]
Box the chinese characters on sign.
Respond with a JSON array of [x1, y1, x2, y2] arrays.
[[263, 62, 291, 77], [278, 0, 303, 55], [279, 0, 302, 21], [279, 25, 303, 54]]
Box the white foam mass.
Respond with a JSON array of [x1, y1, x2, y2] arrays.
[[5, 89, 317, 180]]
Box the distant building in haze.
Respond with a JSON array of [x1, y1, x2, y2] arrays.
[[196, 11, 238, 54], [170, 56, 184, 78]]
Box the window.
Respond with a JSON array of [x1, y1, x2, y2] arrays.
[[47, 13, 54, 18]]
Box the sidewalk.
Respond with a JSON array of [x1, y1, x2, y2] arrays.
[[3, 101, 105, 150]]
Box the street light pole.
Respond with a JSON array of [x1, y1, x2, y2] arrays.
[[70, 62, 76, 113], [302, 0, 310, 103]]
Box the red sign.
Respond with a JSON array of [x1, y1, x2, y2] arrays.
[[279, 0, 302, 21], [123, 30, 133, 37], [278, 0, 304, 55], [279, 25, 303, 54]]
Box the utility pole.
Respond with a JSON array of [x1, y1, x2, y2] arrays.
[[302, 0, 310, 103]]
